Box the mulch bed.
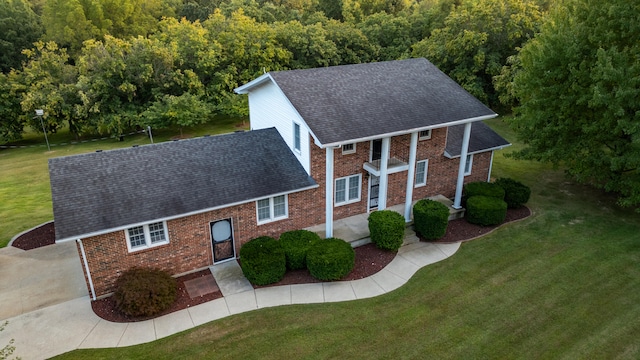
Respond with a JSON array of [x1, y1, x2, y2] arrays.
[[12, 206, 530, 323], [91, 269, 222, 323], [11, 222, 56, 250]]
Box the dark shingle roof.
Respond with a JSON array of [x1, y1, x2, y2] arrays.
[[49, 128, 317, 241], [268, 58, 496, 145], [445, 122, 511, 157]]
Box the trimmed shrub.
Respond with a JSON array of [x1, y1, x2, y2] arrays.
[[466, 195, 508, 226], [413, 199, 450, 240], [279, 229, 321, 270], [239, 236, 286, 286], [463, 181, 505, 205], [494, 177, 531, 208], [113, 267, 177, 317], [368, 210, 405, 251], [306, 238, 355, 281]]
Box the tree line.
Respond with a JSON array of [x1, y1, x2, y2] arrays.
[[1, 0, 639, 210], [0, 0, 545, 141]]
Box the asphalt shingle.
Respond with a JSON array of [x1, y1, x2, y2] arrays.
[[445, 122, 511, 157], [269, 58, 497, 145], [48, 128, 317, 241]]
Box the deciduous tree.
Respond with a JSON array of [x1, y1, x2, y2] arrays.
[[508, 0, 640, 209]]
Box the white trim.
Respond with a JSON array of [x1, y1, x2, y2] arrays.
[[377, 137, 390, 210], [464, 154, 473, 176], [55, 184, 319, 243], [326, 147, 335, 237], [341, 143, 356, 155], [488, 151, 495, 182], [334, 174, 362, 206], [318, 114, 498, 149], [234, 73, 272, 93], [256, 194, 289, 224], [77, 239, 96, 301], [125, 221, 170, 253], [404, 132, 419, 221], [415, 159, 429, 187], [444, 144, 511, 159], [453, 122, 472, 209], [293, 121, 301, 153], [418, 129, 432, 140]]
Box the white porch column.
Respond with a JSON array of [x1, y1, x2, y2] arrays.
[[487, 151, 495, 182], [325, 146, 335, 238], [453, 122, 472, 209], [378, 137, 391, 210], [404, 132, 419, 222]]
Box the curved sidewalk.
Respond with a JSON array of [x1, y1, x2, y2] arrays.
[[0, 241, 459, 359]]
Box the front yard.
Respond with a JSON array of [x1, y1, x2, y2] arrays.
[[50, 119, 640, 359]]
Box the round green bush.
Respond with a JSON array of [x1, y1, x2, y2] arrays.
[[463, 181, 505, 205], [494, 177, 531, 208], [239, 236, 286, 286], [306, 238, 355, 281], [413, 199, 449, 240], [279, 229, 321, 270], [368, 210, 405, 251], [113, 267, 177, 317], [466, 195, 508, 226]]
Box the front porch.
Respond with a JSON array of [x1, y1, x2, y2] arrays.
[[305, 195, 464, 247]]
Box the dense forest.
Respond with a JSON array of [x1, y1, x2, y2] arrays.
[[0, 0, 548, 140], [1, 0, 639, 209]]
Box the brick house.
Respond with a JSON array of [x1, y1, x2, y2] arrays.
[[49, 58, 509, 299]]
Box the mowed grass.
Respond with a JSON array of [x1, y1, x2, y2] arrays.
[[0, 117, 248, 247], [52, 118, 640, 359]]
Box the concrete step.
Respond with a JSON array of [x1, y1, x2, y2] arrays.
[[428, 194, 465, 221]]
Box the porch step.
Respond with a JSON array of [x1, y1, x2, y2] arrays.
[[428, 194, 465, 221]]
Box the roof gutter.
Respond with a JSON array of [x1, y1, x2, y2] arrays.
[[444, 143, 512, 159], [317, 113, 499, 149], [55, 183, 319, 243]]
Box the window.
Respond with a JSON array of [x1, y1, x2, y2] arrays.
[[342, 143, 356, 155], [415, 159, 428, 187], [419, 129, 432, 140], [257, 195, 288, 223], [125, 221, 169, 252], [335, 174, 361, 205], [464, 154, 473, 175], [293, 122, 301, 152]]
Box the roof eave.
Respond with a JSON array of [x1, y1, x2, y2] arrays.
[[317, 113, 499, 149], [234, 73, 273, 94], [54, 183, 319, 243], [444, 143, 512, 159]]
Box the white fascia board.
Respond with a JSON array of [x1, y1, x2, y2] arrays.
[[317, 113, 499, 149], [234, 73, 273, 94], [444, 143, 512, 159], [55, 183, 319, 243]]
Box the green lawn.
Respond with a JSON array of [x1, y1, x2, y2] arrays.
[[0, 117, 248, 247], [51, 118, 640, 359]]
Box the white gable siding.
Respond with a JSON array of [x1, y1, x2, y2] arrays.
[[248, 81, 311, 174]]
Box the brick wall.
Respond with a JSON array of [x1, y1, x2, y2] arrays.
[[80, 130, 495, 298], [81, 188, 322, 297]]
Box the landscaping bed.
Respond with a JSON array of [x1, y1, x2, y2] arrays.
[[12, 207, 530, 323]]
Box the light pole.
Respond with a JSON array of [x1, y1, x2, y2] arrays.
[[35, 109, 50, 151]]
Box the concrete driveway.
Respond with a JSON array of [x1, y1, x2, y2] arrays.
[[0, 241, 87, 320]]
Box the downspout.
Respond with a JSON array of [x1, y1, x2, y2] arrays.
[[378, 137, 390, 210], [77, 239, 96, 301], [453, 122, 472, 209], [487, 151, 495, 182], [325, 147, 335, 238], [404, 132, 419, 222]]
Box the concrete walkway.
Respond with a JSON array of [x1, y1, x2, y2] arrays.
[[0, 240, 459, 359]]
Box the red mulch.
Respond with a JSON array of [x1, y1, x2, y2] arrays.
[[12, 207, 531, 323], [91, 269, 222, 323], [423, 206, 531, 243], [11, 222, 56, 250]]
